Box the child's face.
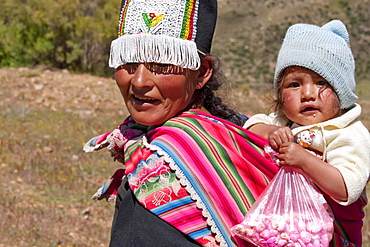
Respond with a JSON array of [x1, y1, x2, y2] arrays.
[[280, 66, 340, 126]]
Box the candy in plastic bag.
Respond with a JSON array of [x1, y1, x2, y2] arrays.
[[231, 166, 334, 247]]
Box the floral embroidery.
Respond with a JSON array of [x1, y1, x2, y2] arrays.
[[127, 153, 181, 208], [142, 13, 166, 32]]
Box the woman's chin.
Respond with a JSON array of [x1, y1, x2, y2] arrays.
[[128, 111, 168, 126]]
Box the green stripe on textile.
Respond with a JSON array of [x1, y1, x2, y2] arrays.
[[332, 218, 351, 246], [235, 127, 265, 156], [166, 115, 256, 214], [124, 138, 143, 163]]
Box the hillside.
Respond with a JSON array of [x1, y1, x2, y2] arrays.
[[214, 0, 370, 89]]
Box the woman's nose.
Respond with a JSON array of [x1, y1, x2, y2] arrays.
[[131, 64, 154, 89]]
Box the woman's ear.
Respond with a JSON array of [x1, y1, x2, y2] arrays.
[[195, 55, 213, 89]]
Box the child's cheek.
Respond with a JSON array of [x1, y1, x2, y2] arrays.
[[283, 95, 295, 105]]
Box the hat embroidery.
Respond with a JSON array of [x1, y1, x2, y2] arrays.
[[110, 0, 202, 70], [118, 0, 198, 41], [142, 13, 166, 33]]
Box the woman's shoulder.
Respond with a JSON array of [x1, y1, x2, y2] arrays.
[[168, 110, 229, 127]]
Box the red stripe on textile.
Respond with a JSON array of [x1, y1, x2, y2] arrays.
[[119, 0, 131, 36], [174, 117, 252, 204], [187, 0, 197, 40]]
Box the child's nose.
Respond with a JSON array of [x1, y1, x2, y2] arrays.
[[302, 84, 316, 100]]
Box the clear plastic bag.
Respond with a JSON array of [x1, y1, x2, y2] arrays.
[[231, 166, 334, 247]]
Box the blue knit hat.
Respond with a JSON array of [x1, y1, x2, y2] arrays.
[[274, 20, 357, 109]]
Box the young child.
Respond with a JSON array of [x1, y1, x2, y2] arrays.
[[244, 20, 370, 246]]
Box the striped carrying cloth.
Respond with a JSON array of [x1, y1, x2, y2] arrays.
[[84, 111, 362, 246], [85, 111, 278, 246], [143, 112, 280, 246]]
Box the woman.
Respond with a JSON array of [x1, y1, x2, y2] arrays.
[[84, 0, 279, 246]]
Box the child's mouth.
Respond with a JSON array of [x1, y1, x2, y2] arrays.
[[301, 107, 318, 114]]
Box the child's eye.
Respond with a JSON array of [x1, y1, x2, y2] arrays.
[[317, 80, 328, 86], [288, 82, 300, 88]]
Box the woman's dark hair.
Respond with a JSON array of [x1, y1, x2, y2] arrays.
[[197, 54, 245, 126]]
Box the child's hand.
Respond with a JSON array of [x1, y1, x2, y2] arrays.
[[277, 142, 311, 168], [268, 126, 294, 150]]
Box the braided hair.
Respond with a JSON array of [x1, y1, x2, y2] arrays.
[[198, 55, 245, 126]]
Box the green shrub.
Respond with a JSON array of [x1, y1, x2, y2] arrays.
[[0, 0, 120, 76]]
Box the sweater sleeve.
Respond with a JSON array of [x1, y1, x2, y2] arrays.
[[325, 120, 370, 206]]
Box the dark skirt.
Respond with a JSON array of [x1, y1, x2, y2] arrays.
[[109, 177, 201, 247]]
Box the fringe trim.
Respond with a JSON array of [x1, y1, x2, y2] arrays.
[[142, 136, 229, 247], [83, 139, 108, 153], [91, 186, 116, 202], [109, 34, 201, 70]]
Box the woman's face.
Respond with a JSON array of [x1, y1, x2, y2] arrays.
[[280, 66, 340, 126], [115, 63, 203, 126]]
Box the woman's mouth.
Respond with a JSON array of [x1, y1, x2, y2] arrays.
[[131, 95, 160, 105]]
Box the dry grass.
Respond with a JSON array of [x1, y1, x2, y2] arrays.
[[0, 67, 125, 246], [0, 67, 369, 246]]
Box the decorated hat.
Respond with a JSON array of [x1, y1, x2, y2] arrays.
[[109, 0, 217, 70], [274, 20, 357, 109]]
